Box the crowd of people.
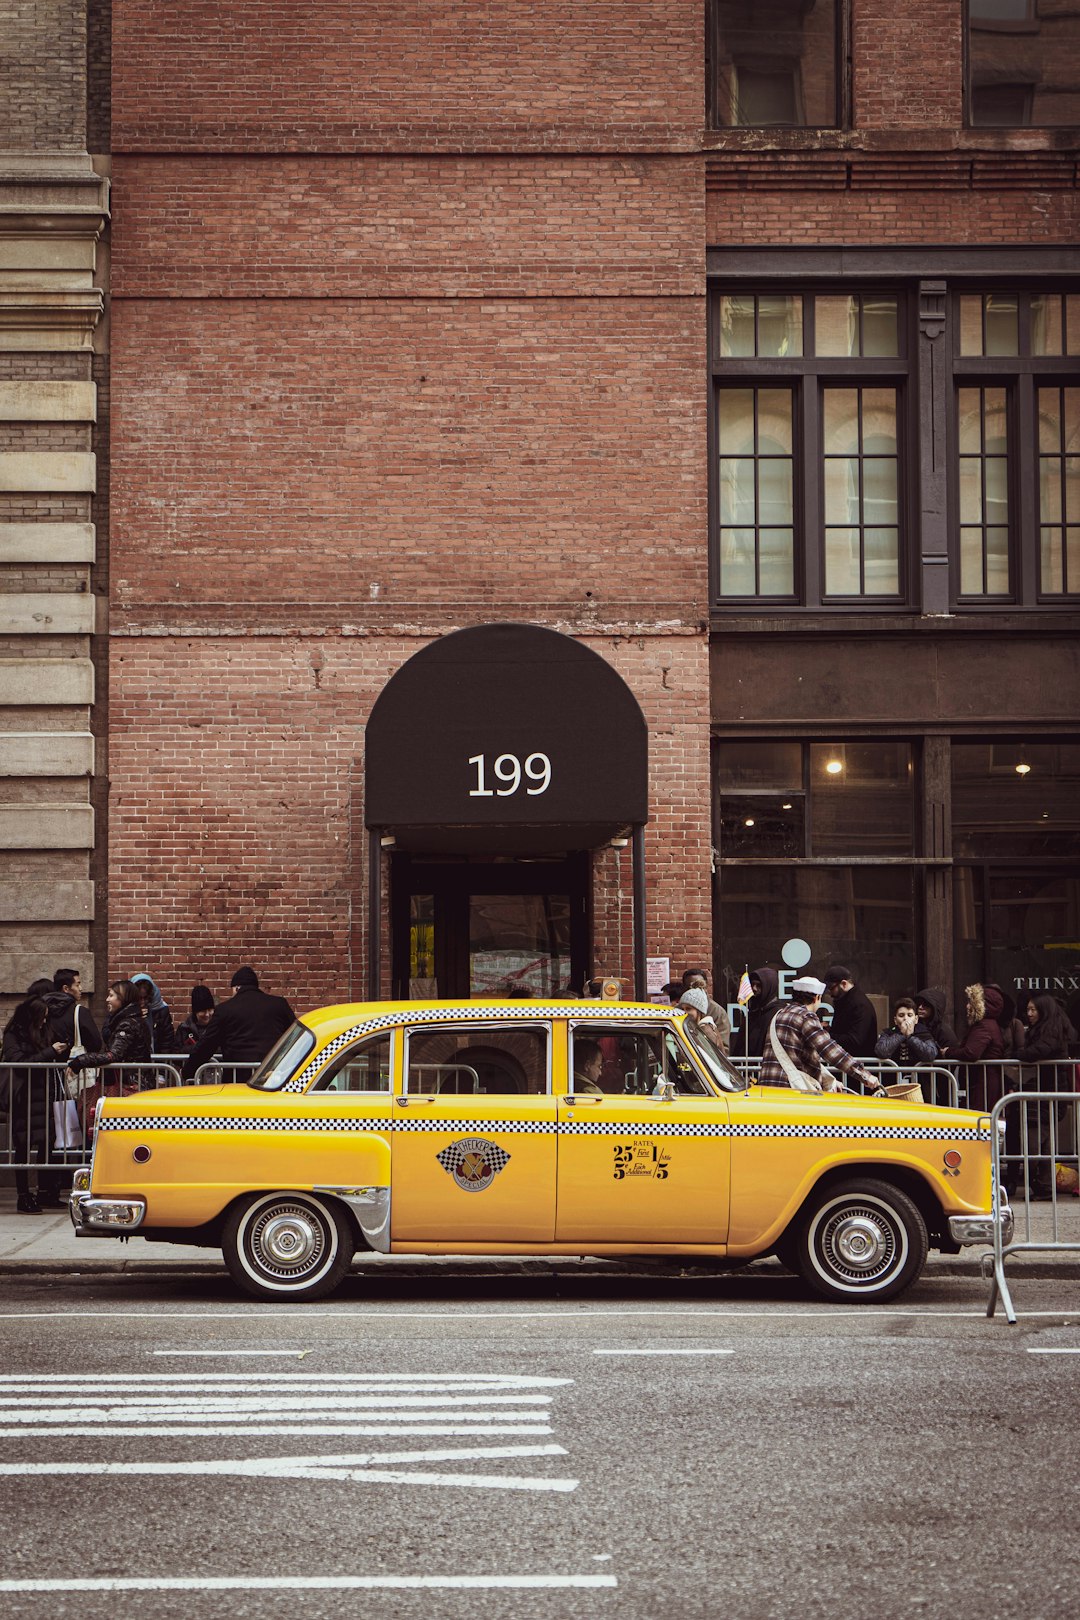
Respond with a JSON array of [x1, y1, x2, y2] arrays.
[[1, 965, 295, 1213], [3, 958, 1077, 1212]]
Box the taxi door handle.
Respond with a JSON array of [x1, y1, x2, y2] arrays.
[[562, 1095, 603, 1106], [396, 1096, 435, 1107]]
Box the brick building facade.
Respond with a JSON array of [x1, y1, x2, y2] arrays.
[[2, 3, 1078, 1034]]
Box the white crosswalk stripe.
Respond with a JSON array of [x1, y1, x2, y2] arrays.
[[0, 1374, 576, 1489]]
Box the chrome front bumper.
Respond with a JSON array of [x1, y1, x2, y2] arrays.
[[949, 1199, 1014, 1247], [69, 1190, 146, 1234]]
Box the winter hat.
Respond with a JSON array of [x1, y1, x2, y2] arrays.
[[190, 985, 215, 1014], [823, 964, 854, 985], [791, 976, 827, 996], [231, 966, 259, 990], [679, 988, 709, 1015]]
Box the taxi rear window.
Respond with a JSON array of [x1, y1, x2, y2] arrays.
[[247, 1022, 317, 1091]]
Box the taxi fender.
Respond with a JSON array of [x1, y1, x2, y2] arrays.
[[738, 1148, 954, 1257]]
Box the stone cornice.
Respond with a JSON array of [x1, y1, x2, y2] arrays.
[[0, 156, 109, 348]]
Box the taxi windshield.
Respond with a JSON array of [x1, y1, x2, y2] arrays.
[[247, 1022, 317, 1091], [681, 1017, 748, 1094]]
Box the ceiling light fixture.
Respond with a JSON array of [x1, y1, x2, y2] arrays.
[[825, 759, 843, 775], [1015, 762, 1031, 777]]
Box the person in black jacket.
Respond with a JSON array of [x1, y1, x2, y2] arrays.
[[130, 973, 175, 1054], [915, 987, 959, 1052], [67, 979, 153, 1083], [174, 985, 216, 1053], [182, 967, 296, 1081], [1020, 994, 1078, 1198], [1, 996, 63, 1212], [823, 964, 879, 1058], [42, 968, 103, 1064], [734, 966, 783, 1059], [875, 997, 939, 1065]]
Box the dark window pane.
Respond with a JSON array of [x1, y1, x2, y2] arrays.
[[713, 0, 838, 128], [985, 868, 1080, 1033], [715, 740, 803, 790], [968, 1, 1080, 128], [810, 743, 915, 856], [952, 742, 1080, 857], [720, 795, 805, 857], [717, 865, 916, 1009]]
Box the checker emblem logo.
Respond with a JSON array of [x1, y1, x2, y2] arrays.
[[436, 1136, 511, 1193]]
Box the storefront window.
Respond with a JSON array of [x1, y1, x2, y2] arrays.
[[717, 864, 917, 1007], [716, 741, 914, 857], [952, 741, 1080, 857], [954, 865, 1080, 1030]]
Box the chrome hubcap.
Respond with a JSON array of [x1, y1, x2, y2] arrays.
[[832, 1214, 887, 1271], [249, 1203, 326, 1278]]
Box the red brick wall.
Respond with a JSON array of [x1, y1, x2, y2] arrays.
[[853, 0, 963, 129], [112, 0, 702, 152], [111, 155, 703, 299], [108, 634, 712, 1008], [706, 183, 1080, 245], [109, 297, 706, 624]]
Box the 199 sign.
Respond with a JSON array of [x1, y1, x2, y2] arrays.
[[468, 752, 552, 799]]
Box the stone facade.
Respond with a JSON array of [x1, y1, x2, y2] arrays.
[[0, 0, 108, 1019]]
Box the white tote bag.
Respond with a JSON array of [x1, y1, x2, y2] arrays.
[[52, 1084, 84, 1150], [67, 1004, 98, 1093], [767, 1013, 826, 1094]]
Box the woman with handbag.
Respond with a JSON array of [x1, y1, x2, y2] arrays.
[[1, 995, 64, 1212], [67, 979, 152, 1094]]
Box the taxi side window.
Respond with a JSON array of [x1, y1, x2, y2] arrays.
[[406, 1025, 549, 1096], [571, 1026, 710, 1097], [311, 1033, 393, 1093]]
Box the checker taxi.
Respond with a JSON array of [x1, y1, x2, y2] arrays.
[[70, 1000, 1005, 1303]]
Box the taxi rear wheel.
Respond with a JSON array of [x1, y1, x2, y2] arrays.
[[223, 1191, 354, 1301], [795, 1178, 928, 1303]]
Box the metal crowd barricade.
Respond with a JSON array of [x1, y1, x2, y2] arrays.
[[985, 1086, 1080, 1323], [1, 1061, 183, 1173], [724, 1055, 960, 1109]]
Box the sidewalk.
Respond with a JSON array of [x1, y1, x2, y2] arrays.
[[1, 1195, 1077, 1282]]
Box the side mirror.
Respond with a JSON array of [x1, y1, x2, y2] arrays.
[[652, 1078, 677, 1101]]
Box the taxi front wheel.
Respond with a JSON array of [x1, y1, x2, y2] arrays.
[[222, 1191, 355, 1301], [795, 1178, 928, 1303]]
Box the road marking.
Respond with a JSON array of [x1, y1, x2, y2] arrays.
[[0, 1425, 553, 1438], [0, 1576, 618, 1593], [1026, 1347, 1080, 1353], [0, 1375, 571, 1485], [153, 1349, 312, 1358], [592, 1348, 734, 1356], [0, 1457, 576, 1492]]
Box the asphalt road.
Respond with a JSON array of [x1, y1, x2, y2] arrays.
[[0, 1267, 1077, 1620]]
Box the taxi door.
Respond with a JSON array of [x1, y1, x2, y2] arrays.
[[555, 1019, 731, 1246], [390, 1018, 557, 1243]]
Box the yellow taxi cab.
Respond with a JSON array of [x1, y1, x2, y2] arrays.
[[69, 999, 1008, 1303]]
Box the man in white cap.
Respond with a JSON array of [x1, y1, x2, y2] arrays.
[[758, 976, 884, 1094]]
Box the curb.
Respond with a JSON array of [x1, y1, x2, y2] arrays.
[[1, 1256, 1077, 1282]]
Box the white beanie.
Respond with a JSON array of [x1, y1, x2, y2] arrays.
[[679, 987, 709, 1014]]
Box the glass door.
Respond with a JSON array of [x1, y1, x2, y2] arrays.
[[391, 854, 589, 1000]]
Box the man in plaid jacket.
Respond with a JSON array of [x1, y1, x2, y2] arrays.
[[758, 976, 885, 1095]]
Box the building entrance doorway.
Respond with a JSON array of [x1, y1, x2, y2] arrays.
[[390, 853, 589, 1001]]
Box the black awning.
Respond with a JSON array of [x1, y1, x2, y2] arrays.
[[365, 623, 648, 854]]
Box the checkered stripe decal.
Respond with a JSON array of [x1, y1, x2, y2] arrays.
[[436, 1140, 512, 1176], [393, 1118, 557, 1135], [97, 1115, 390, 1136], [281, 1003, 680, 1091], [99, 1112, 988, 1145], [562, 1120, 989, 1142]]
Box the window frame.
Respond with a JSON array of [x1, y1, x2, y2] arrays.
[[706, 0, 848, 131], [964, 0, 1078, 130], [709, 287, 911, 611], [402, 1019, 553, 1098], [949, 288, 1080, 608]]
